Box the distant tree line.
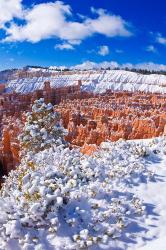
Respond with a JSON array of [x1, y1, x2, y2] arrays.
[[120, 67, 166, 75]]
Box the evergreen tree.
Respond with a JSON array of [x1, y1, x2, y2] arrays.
[[19, 98, 67, 154]]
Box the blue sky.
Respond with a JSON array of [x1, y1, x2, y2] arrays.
[[0, 0, 166, 70]]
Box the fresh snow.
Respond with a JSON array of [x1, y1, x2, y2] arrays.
[[0, 136, 166, 249], [6, 69, 166, 93], [134, 139, 166, 250]]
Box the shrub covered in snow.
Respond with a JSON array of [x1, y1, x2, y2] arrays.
[[19, 98, 67, 154], [0, 135, 163, 249]]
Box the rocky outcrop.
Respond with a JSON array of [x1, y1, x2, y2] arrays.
[[0, 84, 5, 94], [56, 92, 166, 147], [0, 117, 22, 175]]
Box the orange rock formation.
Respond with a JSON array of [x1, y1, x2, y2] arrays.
[[56, 91, 166, 147], [0, 82, 165, 177]]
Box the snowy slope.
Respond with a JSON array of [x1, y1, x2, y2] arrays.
[[130, 138, 166, 250], [6, 69, 166, 93]]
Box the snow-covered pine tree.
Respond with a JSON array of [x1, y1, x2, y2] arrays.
[[19, 98, 67, 154]]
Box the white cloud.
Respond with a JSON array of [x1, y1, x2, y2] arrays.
[[146, 45, 157, 53], [98, 45, 109, 56], [72, 60, 119, 70], [87, 8, 132, 38], [100, 61, 119, 69], [9, 57, 14, 62], [68, 40, 81, 45], [122, 62, 166, 71], [156, 33, 166, 45], [55, 43, 74, 50], [71, 60, 166, 72], [3, 1, 72, 43], [0, 0, 23, 28], [133, 62, 166, 71], [115, 49, 123, 53], [2, 1, 133, 43], [72, 61, 98, 70]]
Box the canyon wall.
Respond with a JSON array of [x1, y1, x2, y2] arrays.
[[0, 82, 165, 177], [6, 69, 166, 94]]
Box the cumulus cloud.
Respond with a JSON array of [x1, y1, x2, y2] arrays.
[[0, 0, 23, 28], [54, 43, 74, 50], [1, 1, 133, 43], [156, 33, 166, 45], [3, 1, 72, 43], [98, 45, 109, 56], [87, 8, 132, 38], [72, 60, 119, 70], [146, 45, 157, 53]]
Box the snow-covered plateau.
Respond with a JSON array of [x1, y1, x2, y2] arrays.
[[5, 69, 166, 94], [0, 136, 166, 250]]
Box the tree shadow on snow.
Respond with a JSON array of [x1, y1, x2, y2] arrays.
[[146, 152, 162, 164], [118, 202, 160, 248]]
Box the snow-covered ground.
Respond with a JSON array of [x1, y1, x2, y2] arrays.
[[0, 136, 166, 250], [6, 69, 166, 93], [134, 140, 166, 250]]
